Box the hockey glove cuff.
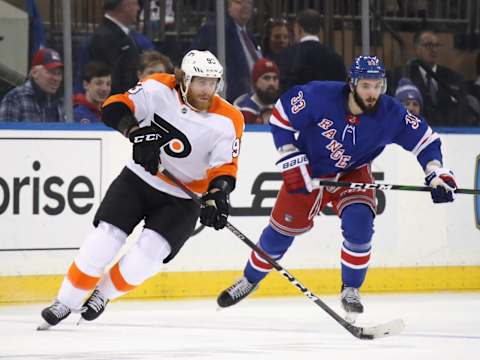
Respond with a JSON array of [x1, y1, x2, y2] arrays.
[[128, 126, 162, 175], [276, 152, 313, 193], [425, 167, 457, 203], [200, 189, 229, 230]]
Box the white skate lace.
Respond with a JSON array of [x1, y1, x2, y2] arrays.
[[50, 300, 70, 318], [227, 278, 255, 299], [85, 290, 108, 313], [342, 287, 361, 304]]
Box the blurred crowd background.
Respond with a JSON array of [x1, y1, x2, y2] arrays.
[[1, 0, 480, 127]]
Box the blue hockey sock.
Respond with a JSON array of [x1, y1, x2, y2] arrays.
[[340, 204, 374, 289], [244, 225, 294, 284]]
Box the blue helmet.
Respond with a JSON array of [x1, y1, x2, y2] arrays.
[[349, 55, 387, 92]]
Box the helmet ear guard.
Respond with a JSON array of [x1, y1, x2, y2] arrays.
[[349, 56, 387, 94]]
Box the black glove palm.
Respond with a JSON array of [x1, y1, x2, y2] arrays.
[[128, 126, 162, 175], [200, 189, 229, 230]]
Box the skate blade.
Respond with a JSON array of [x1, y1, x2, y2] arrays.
[[37, 322, 52, 331]]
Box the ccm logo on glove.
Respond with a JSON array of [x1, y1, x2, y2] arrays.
[[131, 133, 163, 143]]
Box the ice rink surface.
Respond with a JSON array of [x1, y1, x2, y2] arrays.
[[0, 292, 479, 360]]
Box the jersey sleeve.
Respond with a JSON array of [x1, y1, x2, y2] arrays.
[[102, 73, 176, 125], [269, 85, 312, 149], [392, 108, 443, 169], [206, 98, 245, 183]]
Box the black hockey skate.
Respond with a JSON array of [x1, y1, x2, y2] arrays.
[[81, 289, 109, 321], [217, 277, 258, 308], [341, 285, 364, 323], [37, 299, 71, 330]]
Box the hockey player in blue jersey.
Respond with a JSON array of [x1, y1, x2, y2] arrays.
[[217, 55, 457, 321]]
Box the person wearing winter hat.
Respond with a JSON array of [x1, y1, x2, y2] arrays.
[[395, 78, 423, 116], [234, 58, 280, 124]]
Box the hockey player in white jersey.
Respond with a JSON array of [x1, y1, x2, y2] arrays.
[[38, 50, 244, 329]]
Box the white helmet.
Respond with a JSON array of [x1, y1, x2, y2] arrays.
[[180, 50, 224, 105]]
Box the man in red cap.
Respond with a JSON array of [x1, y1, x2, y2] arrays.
[[233, 58, 280, 124], [0, 48, 65, 122]]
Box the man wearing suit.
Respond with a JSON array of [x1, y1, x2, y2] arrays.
[[89, 0, 141, 95], [190, 0, 261, 103], [390, 30, 477, 126], [277, 9, 346, 93]]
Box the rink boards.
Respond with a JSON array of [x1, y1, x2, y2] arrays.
[[0, 125, 479, 302]]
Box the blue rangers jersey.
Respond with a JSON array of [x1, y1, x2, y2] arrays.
[[270, 81, 442, 177]]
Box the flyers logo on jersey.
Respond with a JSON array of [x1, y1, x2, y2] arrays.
[[290, 91, 306, 114], [151, 114, 192, 158]]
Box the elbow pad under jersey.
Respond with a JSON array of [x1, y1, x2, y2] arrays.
[[209, 175, 236, 194], [102, 102, 137, 137]]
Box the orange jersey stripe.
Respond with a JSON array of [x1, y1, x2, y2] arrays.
[[156, 165, 237, 194], [67, 261, 100, 290], [209, 96, 244, 139], [144, 73, 177, 89], [156, 172, 209, 193], [102, 93, 136, 113], [109, 262, 136, 292], [207, 96, 244, 181]]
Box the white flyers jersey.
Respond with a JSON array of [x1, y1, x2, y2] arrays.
[[103, 74, 244, 198]]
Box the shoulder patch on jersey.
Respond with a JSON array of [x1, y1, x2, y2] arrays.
[[144, 73, 177, 89], [405, 111, 421, 129], [290, 90, 306, 114]]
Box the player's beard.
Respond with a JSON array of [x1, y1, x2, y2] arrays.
[[256, 86, 280, 105], [187, 93, 214, 111], [353, 90, 380, 114]]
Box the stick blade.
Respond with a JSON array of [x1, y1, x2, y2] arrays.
[[359, 318, 405, 339], [36, 321, 52, 331]]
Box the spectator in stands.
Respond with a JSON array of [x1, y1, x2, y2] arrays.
[[262, 18, 290, 64], [74, 62, 112, 124], [390, 29, 478, 126], [234, 58, 280, 124], [190, 0, 261, 103], [277, 9, 346, 92], [394, 78, 423, 117], [0, 48, 65, 122], [467, 52, 480, 106], [137, 50, 174, 80], [89, 0, 141, 94], [74, 31, 154, 95]]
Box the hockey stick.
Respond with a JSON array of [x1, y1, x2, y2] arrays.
[[158, 165, 405, 340], [314, 179, 480, 195]]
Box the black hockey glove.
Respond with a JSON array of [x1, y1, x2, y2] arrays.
[[200, 189, 229, 230], [128, 126, 162, 175]]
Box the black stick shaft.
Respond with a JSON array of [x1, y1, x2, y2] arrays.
[[316, 180, 480, 195], [157, 165, 365, 339]]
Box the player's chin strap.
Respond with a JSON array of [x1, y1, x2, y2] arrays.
[[157, 164, 405, 340], [311, 179, 479, 195]]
